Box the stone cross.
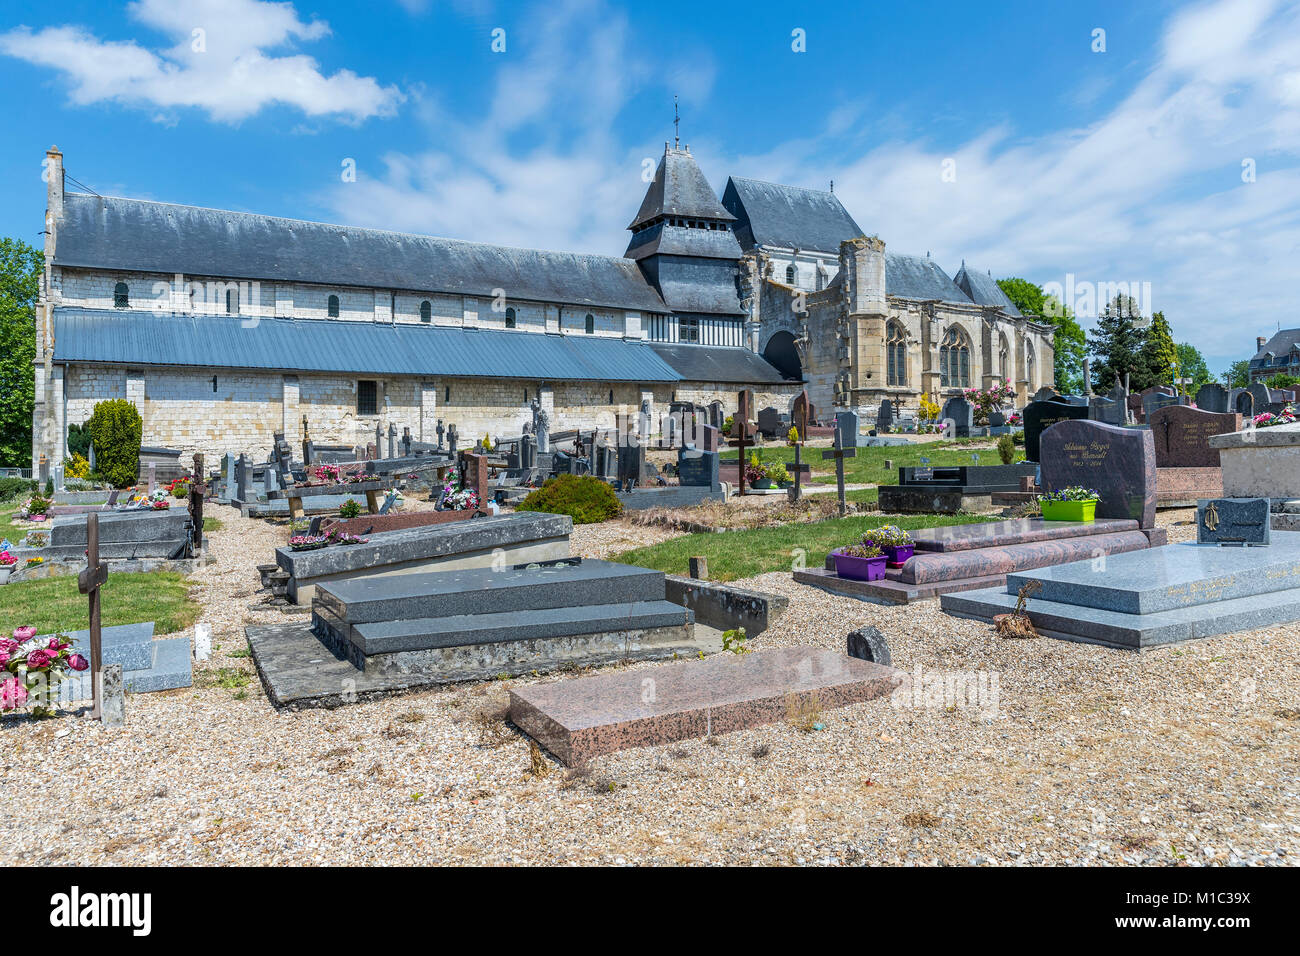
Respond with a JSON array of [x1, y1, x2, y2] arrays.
[[373, 423, 383, 460], [301, 414, 312, 463], [77, 513, 110, 721], [436, 419, 445, 451], [447, 424, 458, 456], [821, 429, 856, 517], [387, 423, 397, 460]]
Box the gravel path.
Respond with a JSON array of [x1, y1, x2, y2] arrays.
[[1, 505, 1295, 866]]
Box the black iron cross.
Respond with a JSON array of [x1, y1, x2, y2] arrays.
[[78, 513, 109, 720], [822, 430, 857, 517]]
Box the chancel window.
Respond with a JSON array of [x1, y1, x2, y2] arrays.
[[328, 294, 340, 318], [785, 265, 797, 285], [505, 307, 517, 329], [357, 380, 378, 416], [886, 321, 907, 386], [998, 334, 1009, 379], [585, 313, 595, 334], [113, 282, 129, 309], [420, 300, 432, 323], [939, 326, 971, 389]]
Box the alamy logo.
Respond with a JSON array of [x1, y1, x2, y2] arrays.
[[49, 886, 152, 936]]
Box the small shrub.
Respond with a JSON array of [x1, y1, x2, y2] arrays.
[[0, 477, 36, 502], [339, 499, 362, 519], [518, 474, 623, 524], [64, 453, 91, 480], [997, 433, 1016, 465], [86, 399, 143, 488], [721, 626, 750, 655]]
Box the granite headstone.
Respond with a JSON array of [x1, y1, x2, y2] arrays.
[[1022, 397, 1090, 462], [1195, 383, 1229, 414], [1040, 419, 1156, 529], [942, 396, 973, 438], [1149, 405, 1240, 468]]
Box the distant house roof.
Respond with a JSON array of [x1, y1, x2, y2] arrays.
[[952, 263, 1022, 316], [51, 308, 682, 383], [721, 177, 864, 255], [886, 253, 973, 304], [1250, 328, 1300, 369], [627, 147, 736, 231], [649, 343, 790, 385], [55, 192, 669, 314]]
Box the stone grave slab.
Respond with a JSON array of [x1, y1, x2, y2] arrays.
[[878, 462, 1037, 514], [1196, 497, 1271, 546], [1210, 421, 1300, 500], [51, 622, 192, 701], [508, 647, 903, 766], [1040, 419, 1156, 529]]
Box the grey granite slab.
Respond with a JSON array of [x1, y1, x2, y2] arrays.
[[1196, 497, 1271, 545], [56, 631, 191, 702], [45, 622, 156, 672], [349, 600, 691, 654], [941, 584, 1300, 649], [314, 559, 665, 625], [49, 510, 190, 546], [1003, 533, 1300, 614]]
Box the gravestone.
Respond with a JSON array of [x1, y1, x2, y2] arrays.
[[1088, 395, 1124, 426], [835, 410, 861, 449], [988, 411, 1006, 428], [1234, 389, 1255, 417], [1247, 382, 1272, 414], [1040, 419, 1156, 529], [617, 442, 648, 490], [1149, 405, 1240, 468], [220, 453, 236, 503], [708, 401, 724, 431], [1141, 391, 1182, 421], [1022, 397, 1089, 462], [1032, 386, 1058, 402], [941, 396, 973, 438], [1196, 383, 1229, 414], [436, 420, 446, 451], [875, 399, 895, 433], [757, 406, 787, 439], [677, 449, 720, 488], [1197, 497, 1270, 546], [236, 454, 251, 502], [447, 424, 458, 456]]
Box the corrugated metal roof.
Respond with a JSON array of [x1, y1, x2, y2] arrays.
[[52, 308, 681, 382], [721, 177, 864, 254], [55, 193, 668, 314], [649, 343, 789, 385], [886, 253, 974, 304], [953, 263, 1022, 316], [627, 147, 736, 230]]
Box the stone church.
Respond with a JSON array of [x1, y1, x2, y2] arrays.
[[32, 142, 1053, 466]]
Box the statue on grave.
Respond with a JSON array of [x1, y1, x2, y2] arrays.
[[436, 419, 445, 451], [535, 407, 551, 454]]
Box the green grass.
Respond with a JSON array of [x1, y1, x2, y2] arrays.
[[723, 439, 1021, 487], [613, 511, 1001, 582], [203, 516, 223, 533], [0, 570, 201, 635]]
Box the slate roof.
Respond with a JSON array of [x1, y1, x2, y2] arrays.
[[721, 177, 864, 255], [886, 253, 973, 304], [624, 221, 743, 261], [627, 147, 736, 231], [1250, 328, 1300, 369], [51, 308, 682, 382], [55, 192, 669, 314], [953, 263, 1022, 316], [649, 343, 790, 384]]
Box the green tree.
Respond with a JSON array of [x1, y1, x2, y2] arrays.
[[1135, 311, 1177, 391], [1174, 343, 1212, 392], [1265, 372, 1300, 389], [1222, 360, 1251, 388], [997, 277, 1085, 394], [0, 237, 42, 467], [86, 399, 143, 488], [1087, 295, 1147, 392]]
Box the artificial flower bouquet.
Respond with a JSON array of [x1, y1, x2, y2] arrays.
[[1, 626, 89, 717]]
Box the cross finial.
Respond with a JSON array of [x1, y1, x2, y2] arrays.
[[829, 179, 834, 193], [673, 95, 680, 149]]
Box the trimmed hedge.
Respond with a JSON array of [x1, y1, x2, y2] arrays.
[[517, 474, 623, 524], [86, 399, 143, 488]]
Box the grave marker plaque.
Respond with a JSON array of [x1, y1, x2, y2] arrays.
[[1197, 497, 1270, 546], [1148, 405, 1240, 468], [1040, 419, 1156, 529]]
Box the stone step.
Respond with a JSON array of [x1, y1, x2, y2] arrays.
[[346, 600, 692, 655], [509, 647, 903, 767], [940, 584, 1300, 650], [897, 530, 1153, 585], [1005, 533, 1300, 615], [314, 558, 665, 625], [909, 517, 1139, 553]]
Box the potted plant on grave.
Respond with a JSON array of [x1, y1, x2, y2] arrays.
[[767, 462, 791, 488], [830, 536, 887, 582], [1039, 486, 1100, 522], [1253, 405, 1298, 428], [745, 456, 770, 489], [1, 626, 90, 718], [868, 525, 914, 567]]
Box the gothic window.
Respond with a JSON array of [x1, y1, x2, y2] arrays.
[[113, 282, 129, 309], [419, 300, 432, 323], [585, 313, 595, 334], [998, 333, 1009, 379], [225, 288, 238, 315], [327, 294, 340, 318], [357, 380, 378, 416], [505, 307, 517, 329], [785, 265, 797, 285], [886, 321, 907, 386], [939, 326, 971, 389]]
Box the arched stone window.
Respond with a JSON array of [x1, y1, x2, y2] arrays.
[[886, 321, 907, 386], [1025, 339, 1036, 387], [785, 265, 797, 285], [419, 300, 431, 323], [113, 282, 129, 309], [939, 326, 971, 389], [327, 294, 340, 318], [505, 307, 517, 329], [998, 333, 1009, 379], [585, 313, 595, 334], [225, 287, 238, 315]]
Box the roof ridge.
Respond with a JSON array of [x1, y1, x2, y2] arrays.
[[729, 176, 837, 196]]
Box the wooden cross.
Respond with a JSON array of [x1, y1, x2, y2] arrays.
[[822, 429, 857, 517], [189, 453, 205, 558], [78, 513, 109, 720], [791, 389, 810, 502], [732, 389, 755, 496]]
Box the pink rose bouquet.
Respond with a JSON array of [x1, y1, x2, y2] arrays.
[[2, 625, 85, 717]]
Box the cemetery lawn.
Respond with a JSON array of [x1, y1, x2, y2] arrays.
[[613, 512, 1000, 581], [722, 439, 1023, 487], [0, 571, 201, 635]]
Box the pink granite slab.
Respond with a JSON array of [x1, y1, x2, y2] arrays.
[[509, 647, 902, 766], [1148, 406, 1240, 468], [1155, 466, 1223, 505], [899, 530, 1153, 584], [910, 516, 1138, 553]]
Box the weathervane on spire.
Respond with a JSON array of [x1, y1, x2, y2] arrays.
[[674, 95, 680, 149]]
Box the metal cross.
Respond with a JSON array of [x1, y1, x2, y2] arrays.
[[822, 431, 857, 517]]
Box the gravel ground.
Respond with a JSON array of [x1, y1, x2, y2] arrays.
[[1, 504, 1295, 866]]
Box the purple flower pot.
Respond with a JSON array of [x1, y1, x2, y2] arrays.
[[831, 550, 887, 581], [883, 544, 914, 568]]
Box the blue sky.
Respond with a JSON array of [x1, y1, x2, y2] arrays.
[[2, 0, 1298, 374]]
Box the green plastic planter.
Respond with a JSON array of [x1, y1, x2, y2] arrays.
[[1040, 499, 1097, 522]]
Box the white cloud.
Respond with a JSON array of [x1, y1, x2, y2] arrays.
[[0, 0, 403, 122]]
